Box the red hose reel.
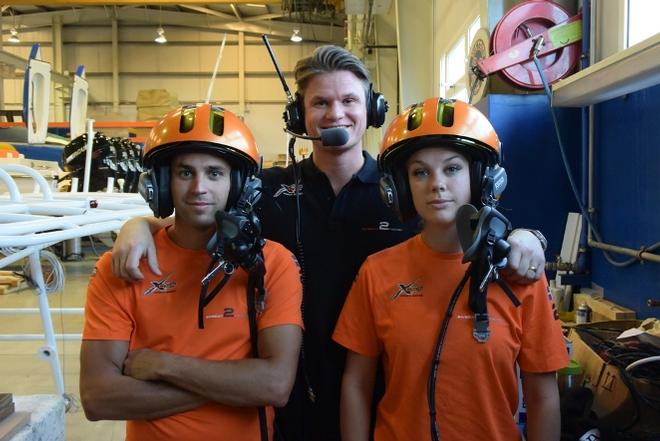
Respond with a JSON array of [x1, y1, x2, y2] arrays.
[[469, 0, 582, 100]]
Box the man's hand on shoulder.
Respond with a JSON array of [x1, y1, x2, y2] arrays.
[[501, 229, 547, 285], [111, 216, 167, 281]]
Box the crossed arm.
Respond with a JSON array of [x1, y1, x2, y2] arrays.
[[111, 216, 547, 284], [80, 324, 301, 421]]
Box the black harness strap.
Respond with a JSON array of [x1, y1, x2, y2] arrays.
[[198, 257, 233, 329], [246, 254, 269, 441]]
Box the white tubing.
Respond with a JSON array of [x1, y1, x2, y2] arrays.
[[0, 164, 53, 200], [82, 119, 95, 193], [0, 244, 56, 269], [29, 251, 65, 395], [625, 355, 660, 372], [0, 308, 84, 315], [205, 33, 227, 104], [0, 168, 153, 397], [0, 334, 81, 341], [0, 167, 23, 201], [0, 208, 150, 236], [106, 176, 115, 193]]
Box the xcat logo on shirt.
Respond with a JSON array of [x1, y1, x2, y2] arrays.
[[273, 183, 303, 198], [143, 273, 176, 296], [390, 279, 423, 300], [362, 221, 404, 232]]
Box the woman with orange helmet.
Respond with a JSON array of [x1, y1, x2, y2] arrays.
[[80, 103, 303, 441], [333, 98, 567, 441]]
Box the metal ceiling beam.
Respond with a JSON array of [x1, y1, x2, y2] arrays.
[[3, 6, 344, 43], [244, 12, 285, 22], [178, 5, 235, 21], [230, 4, 242, 21], [0, 48, 71, 85]]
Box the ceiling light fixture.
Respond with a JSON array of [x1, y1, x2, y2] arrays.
[[8, 27, 20, 44], [154, 26, 167, 44], [290, 29, 302, 43]]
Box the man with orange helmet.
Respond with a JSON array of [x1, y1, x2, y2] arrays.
[[333, 98, 566, 441], [109, 47, 548, 441], [79, 104, 303, 441]]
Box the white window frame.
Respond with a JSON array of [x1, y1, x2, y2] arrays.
[[440, 15, 480, 101], [626, 0, 660, 48]]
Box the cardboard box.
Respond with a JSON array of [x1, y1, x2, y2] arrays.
[[568, 321, 660, 430], [573, 293, 636, 322]]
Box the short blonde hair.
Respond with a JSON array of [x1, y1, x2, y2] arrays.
[[294, 45, 370, 98]]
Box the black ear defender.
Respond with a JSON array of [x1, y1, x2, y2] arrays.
[[138, 165, 173, 218], [366, 83, 388, 129], [378, 167, 416, 222], [284, 92, 306, 135], [379, 173, 399, 213]]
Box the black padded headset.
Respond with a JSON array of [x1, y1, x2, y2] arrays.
[[284, 83, 388, 135]]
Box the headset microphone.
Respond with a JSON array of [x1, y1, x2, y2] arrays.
[[284, 127, 349, 147]]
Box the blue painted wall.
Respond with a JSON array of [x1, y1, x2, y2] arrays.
[[478, 88, 660, 319], [477, 94, 582, 261], [591, 84, 660, 319]]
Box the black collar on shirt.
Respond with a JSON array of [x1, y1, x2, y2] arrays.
[[300, 151, 381, 185]]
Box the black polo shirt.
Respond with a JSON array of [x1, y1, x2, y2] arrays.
[[257, 151, 417, 441]]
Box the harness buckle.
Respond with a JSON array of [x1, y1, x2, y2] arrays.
[[473, 313, 491, 343]]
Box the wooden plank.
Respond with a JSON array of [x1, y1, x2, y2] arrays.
[[0, 412, 30, 441], [574, 293, 637, 322], [0, 403, 14, 423], [0, 277, 20, 287]]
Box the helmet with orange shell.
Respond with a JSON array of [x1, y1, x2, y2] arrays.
[[139, 103, 261, 218], [378, 98, 502, 222]]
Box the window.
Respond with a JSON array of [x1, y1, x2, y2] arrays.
[[445, 38, 465, 91], [468, 16, 481, 48], [441, 16, 480, 102], [626, 0, 660, 47]]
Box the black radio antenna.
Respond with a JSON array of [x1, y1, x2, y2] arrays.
[[261, 34, 295, 104]]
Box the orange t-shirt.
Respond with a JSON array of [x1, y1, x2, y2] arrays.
[[333, 235, 568, 441], [83, 228, 303, 441]]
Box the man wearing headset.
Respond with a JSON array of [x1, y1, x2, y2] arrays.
[[110, 46, 547, 441], [80, 104, 303, 441]]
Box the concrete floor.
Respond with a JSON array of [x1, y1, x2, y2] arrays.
[[0, 253, 125, 441]]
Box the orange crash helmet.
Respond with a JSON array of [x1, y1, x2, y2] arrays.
[[377, 98, 501, 221], [139, 103, 261, 217]]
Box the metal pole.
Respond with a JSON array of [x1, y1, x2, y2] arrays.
[[29, 251, 65, 395], [82, 118, 95, 192], [205, 33, 227, 104]]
